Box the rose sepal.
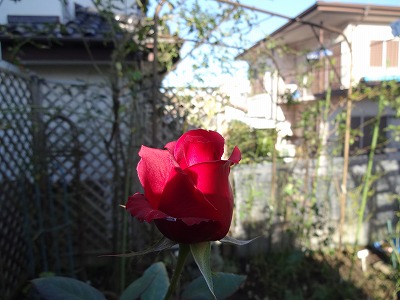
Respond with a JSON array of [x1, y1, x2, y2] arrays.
[[102, 236, 177, 257], [190, 241, 216, 300], [219, 235, 259, 246]]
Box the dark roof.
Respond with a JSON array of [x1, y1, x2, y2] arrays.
[[0, 4, 121, 41], [0, 4, 182, 68], [0, 4, 152, 64]]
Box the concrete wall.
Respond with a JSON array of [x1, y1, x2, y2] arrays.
[[231, 153, 400, 250]]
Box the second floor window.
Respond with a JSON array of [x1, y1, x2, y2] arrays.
[[370, 40, 399, 67]]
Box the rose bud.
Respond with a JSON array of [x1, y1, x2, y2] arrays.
[[126, 129, 241, 244]]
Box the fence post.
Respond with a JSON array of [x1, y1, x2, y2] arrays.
[[30, 75, 46, 178], [29, 75, 50, 273]]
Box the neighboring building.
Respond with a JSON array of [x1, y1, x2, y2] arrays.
[[0, 0, 156, 81], [0, 4, 182, 298], [236, 1, 400, 156]]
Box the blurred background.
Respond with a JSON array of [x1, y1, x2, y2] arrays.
[[0, 0, 399, 299]]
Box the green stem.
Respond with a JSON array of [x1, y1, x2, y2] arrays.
[[120, 125, 135, 293], [164, 244, 191, 300], [350, 93, 385, 278]]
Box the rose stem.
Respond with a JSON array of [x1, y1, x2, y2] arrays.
[[164, 243, 190, 300]]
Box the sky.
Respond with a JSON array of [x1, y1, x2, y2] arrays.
[[149, 0, 400, 87]]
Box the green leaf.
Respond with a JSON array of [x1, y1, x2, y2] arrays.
[[120, 262, 169, 300], [190, 242, 216, 299], [182, 272, 246, 300], [219, 235, 258, 246], [129, 70, 143, 81], [32, 276, 106, 300], [104, 236, 177, 257]]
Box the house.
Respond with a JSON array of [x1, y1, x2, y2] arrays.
[[236, 1, 400, 156], [227, 2, 400, 248], [0, 0, 154, 81]]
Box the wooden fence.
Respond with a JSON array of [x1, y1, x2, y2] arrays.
[[0, 62, 189, 299]]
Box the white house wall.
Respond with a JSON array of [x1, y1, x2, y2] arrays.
[[263, 23, 399, 96], [351, 24, 400, 83], [219, 76, 250, 108], [0, 0, 68, 23], [0, 0, 141, 24], [338, 24, 355, 90]]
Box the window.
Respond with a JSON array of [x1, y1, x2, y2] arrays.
[[350, 116, 388, 154], [370, 41, 383, 67], [370, 40, 399, 67], [387, 40, 399, 67]]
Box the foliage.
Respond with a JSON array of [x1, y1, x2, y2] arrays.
[[227, 248, 397, 300], [31, 261, 246, 300], [297, 103, 320, 157], [387, 217, 400, 296], [241, 251, 350, 299], [162, 87, 229, 131], [120, 262, 169, 300], [182, 272, 246, 300], [32, 276, 107, 300], [279, 167, 334, 250], [225, 120, 276, 163], [334, 80, 400, 155], [155, 0, 258, 84]]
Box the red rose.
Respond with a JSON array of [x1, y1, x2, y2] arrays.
[[126, 129, 241, 243]]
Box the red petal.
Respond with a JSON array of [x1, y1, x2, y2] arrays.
[[126, 193, 169, 222], [164, 141, 176, 153], [228, 146, 241, 164], [158, 166, 219, 222], [155, 219, 223, 243], [137, 146, 175, 209], [174, 129, 225, 169], [185, 160, 234, 221]]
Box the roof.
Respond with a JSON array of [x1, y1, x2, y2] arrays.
[[0, 4, 122, 42], [0, 4, 151, 64], [237, 1, 400, 59]]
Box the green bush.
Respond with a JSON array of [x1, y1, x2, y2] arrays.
[[226, 120, 276, 164]]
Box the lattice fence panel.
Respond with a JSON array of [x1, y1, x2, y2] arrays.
[[0, 67, 35, 300], [1, 63, 215, 299], [39, 80, 115, 258]]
